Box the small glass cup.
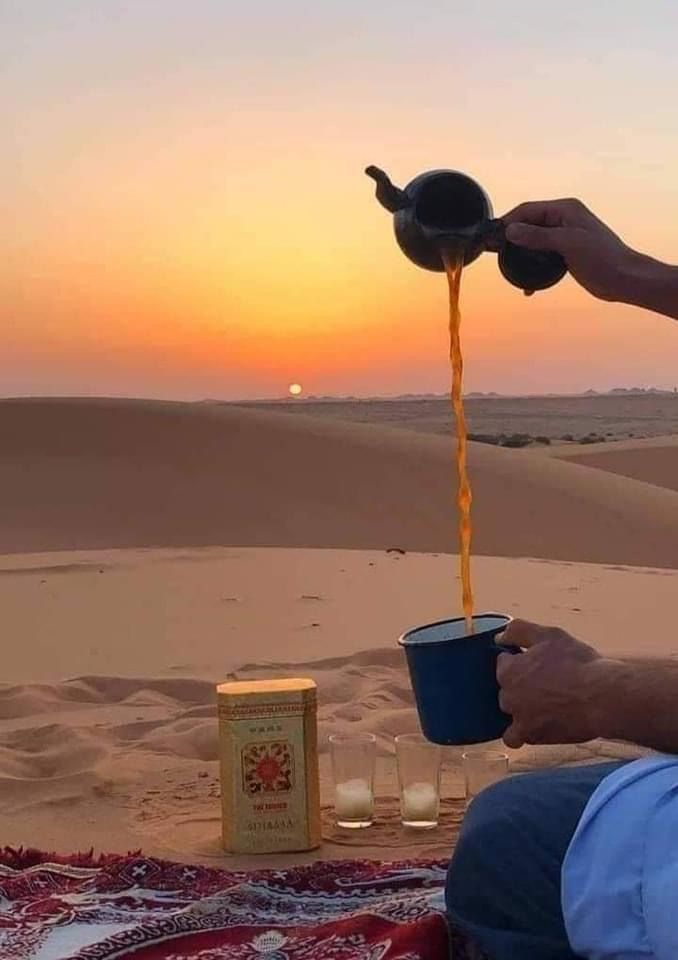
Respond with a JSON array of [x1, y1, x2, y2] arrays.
[[329, 732, 377, 828], [396, 733, 442, 829], [462, 749, 509, 805]]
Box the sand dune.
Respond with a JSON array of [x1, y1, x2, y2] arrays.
[[2, 397, 678, 566], [552, 434, 678, 492]]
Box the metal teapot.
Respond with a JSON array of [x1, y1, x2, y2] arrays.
[[365, 165, 567, 292]]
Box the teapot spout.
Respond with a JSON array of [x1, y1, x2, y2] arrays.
[[365, 165, 410, 213]]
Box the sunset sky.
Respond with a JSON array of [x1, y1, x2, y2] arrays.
[[5, 1, 678, 399]]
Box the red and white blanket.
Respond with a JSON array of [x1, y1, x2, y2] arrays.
[[0, 850, 480, 959]]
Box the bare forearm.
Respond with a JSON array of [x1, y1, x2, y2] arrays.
[[617, 252, 678, 321], [591, 658, 678, 754]]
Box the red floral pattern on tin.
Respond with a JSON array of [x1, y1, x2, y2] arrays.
[[242, 740, 294, 794]]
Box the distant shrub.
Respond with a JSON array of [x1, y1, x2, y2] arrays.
[[534, 436, 551, 445], [579, 433, 605, 445], [501, 433, 532, 448], [560, 434, 574, 442], [468, 433, 502, 445]]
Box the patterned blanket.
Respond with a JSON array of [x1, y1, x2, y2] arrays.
[[0, 850, 480, 959]]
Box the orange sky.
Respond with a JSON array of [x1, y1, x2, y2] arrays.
[[4, 1, 678, 398]]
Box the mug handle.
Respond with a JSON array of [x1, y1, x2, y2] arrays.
[[494, 642, 522, 657], [494, 619, 522, 658]]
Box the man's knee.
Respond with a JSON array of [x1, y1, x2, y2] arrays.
[[449, 775, 530, 863], [463, 773, 531, 837], [445, 764, 620, 921], [446, 775, 531, 916]]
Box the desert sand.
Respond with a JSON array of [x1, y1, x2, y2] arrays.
[[1, 397, 677, 868]]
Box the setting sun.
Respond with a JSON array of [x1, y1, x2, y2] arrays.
[[288, 383, 303, 397]]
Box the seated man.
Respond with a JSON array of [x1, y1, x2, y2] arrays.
[[446, 202, 678, 960]]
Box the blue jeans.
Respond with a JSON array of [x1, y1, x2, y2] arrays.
[[446, 762, 627, 960]]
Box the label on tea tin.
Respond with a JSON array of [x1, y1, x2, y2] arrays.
[[217, 679, 320, 854]]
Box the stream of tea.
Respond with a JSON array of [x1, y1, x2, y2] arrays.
[[442, 251, 474, 634]]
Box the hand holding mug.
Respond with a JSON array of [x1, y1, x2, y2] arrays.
[[497, 619, 604, 748]]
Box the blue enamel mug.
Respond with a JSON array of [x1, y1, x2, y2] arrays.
[[398, 613, 517, 745]]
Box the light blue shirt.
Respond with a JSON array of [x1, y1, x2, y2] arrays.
[[562, 757, 678, 960]]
